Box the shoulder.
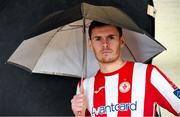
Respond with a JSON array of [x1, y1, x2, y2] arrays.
[[132, 62, 159, 73], [133, 62, 151, 68], [133, 61, 157, 68]]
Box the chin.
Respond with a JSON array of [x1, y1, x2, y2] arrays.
[[100, 58, 115, 63], [98, 55, 120, 63]]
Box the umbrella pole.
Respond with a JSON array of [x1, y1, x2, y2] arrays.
[[80, 17, 87, 92]]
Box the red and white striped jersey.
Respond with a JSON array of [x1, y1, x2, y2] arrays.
[[76, 61, 180, 117]]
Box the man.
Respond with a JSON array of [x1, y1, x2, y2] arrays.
[[71, 21, 180, 116]]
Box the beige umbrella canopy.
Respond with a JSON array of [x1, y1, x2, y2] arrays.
[[8, 3, 166, 78]]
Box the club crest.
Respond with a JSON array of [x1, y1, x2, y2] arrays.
[[119, 81, 130, 93]]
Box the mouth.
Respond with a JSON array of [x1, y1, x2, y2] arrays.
[[101, 49, 112, 54]]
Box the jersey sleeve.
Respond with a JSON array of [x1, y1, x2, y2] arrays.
[[150, 66, 180, 116]]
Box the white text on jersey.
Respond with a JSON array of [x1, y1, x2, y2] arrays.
[[92, 101, 137, 116]]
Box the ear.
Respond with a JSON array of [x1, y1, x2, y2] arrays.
[[120, 36, 125, 47], [88, 39, 93, 50]]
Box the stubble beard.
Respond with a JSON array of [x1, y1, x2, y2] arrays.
[[94, 49, 121, 64]]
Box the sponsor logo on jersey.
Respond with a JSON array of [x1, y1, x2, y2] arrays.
[[173, 88, 180, 99], [119, 81, 130, 93], [92, 101, 137, 116]]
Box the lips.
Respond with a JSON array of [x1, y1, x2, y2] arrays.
[[101, 49, 112, 54]]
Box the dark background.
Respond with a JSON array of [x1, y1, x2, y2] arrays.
[[0, 0, 153, 115], [0, 0, 80, 115]]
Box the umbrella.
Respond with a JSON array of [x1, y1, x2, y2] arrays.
[[7, 2, 166, 78]]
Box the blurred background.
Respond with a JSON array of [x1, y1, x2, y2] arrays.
[[153, 0, 180, 116]]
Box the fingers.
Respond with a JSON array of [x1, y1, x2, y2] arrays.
[[71, 94, 87, 116]]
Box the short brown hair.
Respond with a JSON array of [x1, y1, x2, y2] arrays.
[[88, 21, 122, 39]]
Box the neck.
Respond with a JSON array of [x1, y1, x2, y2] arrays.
[[99, 58, 125, 73]]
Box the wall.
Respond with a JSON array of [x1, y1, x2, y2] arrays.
[[153, 0, 180, 116]]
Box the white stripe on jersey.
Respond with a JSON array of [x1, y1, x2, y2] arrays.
[[131, 63, 147, 117], [105, 74, 119, 117], [151, 68, 180, 113]]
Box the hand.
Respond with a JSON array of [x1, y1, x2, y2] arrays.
[[71, 85, 87, 117]]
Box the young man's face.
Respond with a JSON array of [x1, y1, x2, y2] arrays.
[[89, 25, 124, 64]]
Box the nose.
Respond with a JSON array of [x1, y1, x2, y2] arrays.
[[102, 39, 109, 48]]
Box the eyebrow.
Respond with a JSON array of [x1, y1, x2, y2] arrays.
[[107, 34, 116, 37], [92, 34, 117, 38], [92, 36, 101, 39]]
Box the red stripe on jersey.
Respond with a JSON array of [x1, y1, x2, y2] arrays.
[[117, 61, 134, 116], [144, 64, 154, 116], [154, 66, 177, 90], [93, 71, 106, 117]]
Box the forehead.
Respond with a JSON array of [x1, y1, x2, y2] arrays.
[[91, 25, 119, 36]]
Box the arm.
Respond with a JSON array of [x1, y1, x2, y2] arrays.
[[150, 66, 180, 116]]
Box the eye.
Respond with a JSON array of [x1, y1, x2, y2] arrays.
[[108, 35, 115, 40], [94, 37, 101, 41]]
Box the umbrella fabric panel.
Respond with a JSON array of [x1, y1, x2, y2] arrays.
[[8, 20, 99, 78], [33, 20, 100, 78], [33, 26, 84, 77], [7, 29, 57, 71], [122, 29, 165, 62]]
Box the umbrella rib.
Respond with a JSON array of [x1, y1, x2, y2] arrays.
[[124, 43, 137, 61], [59, 23, 90, 31], [59, 26, 81, 31]]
